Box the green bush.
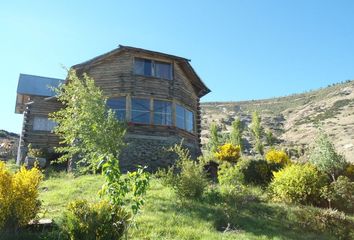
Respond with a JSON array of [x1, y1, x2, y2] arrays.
[[62, 200, 131, 240], [241, 159, 276, 186], [270, 163, 328, 205], [343, 163, 354, 181], [292, 207, 354, 240], [217, 162, 243, 186], [321, 176, 354, 213], [160, 144, 208, 200], [219, 158, 276, 186]]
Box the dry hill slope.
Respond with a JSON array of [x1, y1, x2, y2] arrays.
[[201, 80, 354, 162]]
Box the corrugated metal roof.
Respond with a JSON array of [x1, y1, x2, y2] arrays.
[[17, 74, 64, 97]]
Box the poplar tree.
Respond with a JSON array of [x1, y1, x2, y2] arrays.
[[250, 111, 264, 155], [230, 118, 244, 151], [208, 122, 220, 153], [309, 130, 346, 182]]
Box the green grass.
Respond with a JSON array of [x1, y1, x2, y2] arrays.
[[39, 172, 104, 220], [2, 163, 353, 239]]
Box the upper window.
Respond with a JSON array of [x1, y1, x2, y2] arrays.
[[107, 97, 126, 121], [33, 117, 57, 131], [132, 98, 150, 124], [176, 104, 194, 133], [134, 58, 172, 80], [154, 100, 172, 125]]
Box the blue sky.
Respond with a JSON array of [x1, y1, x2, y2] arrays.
[[1, 0, 354, 133]]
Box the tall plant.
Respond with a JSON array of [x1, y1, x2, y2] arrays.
[[230, 118, 244, 151], [309, 130, 346, 182], [250, 111, 264, 155], [208, 122, 220, 153], [50, 70, 149, 216]]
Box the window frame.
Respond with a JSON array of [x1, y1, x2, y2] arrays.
[[131, 97, 151, 124], [153, 99, 173, 126], [133, 57, 173, 80], [32, 116, 57, 132], [175, 104, 195, 133], [107, 97, 127, 121]]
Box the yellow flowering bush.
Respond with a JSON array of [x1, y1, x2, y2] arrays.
[[270, 163, 327, 205], [215, 143, 241, 163], [0, 161, 42, 232], [265, 149, 290, 166]]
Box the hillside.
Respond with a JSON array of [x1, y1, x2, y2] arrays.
[[201, 80, 354, 162], [0, 129, 19, 160]]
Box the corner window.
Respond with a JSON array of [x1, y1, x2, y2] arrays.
[[134, 58, 172, 80], [176, 105, 185, 129], [33, 117, 57, 131], [107, 97, 126, 121], [185, 109, 194, 132], [154, 100, 172, 125], [132, 98, 150, 124], [176, 104, 194, 133]]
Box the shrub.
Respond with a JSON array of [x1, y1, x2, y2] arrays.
[[242, 159, 274, 186], [62, 199, 131, 240], [215, 143, 241, 163], [270, 163, 327, 205], [265, 149, 290, 166], [292, 207, 354, 240], [162, 144, 208, 200], [27, 144, 44, 158], [343, 163, 354, 181], [309, 130, 346, 181], [217, 162, 243, 186], [321, 176, 354, 213], [0, 162, 42, 233], [218, 158, 275, 186]]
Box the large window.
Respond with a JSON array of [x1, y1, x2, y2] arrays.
[[134, 58, 172, 80], [176, 104, 194, 133], [107, 97, 126, 121], [132, 98, 150, 124], [33, 116, 57, 131], [176, 105, 185, 129], [154, 100, 172, 125]]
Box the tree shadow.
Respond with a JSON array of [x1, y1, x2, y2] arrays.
[[166, 194, 335, 240]]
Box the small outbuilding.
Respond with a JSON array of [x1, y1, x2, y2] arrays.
[[15, 45, 210, 171]]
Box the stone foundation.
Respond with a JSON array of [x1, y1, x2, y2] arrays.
[[120, 134, 200, 172]]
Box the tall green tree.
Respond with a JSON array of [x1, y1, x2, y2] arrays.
[[229, 118, 244, 151], [309, 130, 346, 182], [50, 70, 126, 171], [50, 70, 149, 215], [208, 122, 220, 153], [250, 111, 264, 155]]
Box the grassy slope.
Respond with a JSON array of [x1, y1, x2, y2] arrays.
[[36, 172, 338, 240], [3, 161, 350, 239]]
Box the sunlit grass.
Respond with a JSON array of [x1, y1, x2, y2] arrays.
[[2, 161, 352, 240]]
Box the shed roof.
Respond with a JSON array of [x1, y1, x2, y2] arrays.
[[17, 74, 64, 97], [15, 74, 64, 113]]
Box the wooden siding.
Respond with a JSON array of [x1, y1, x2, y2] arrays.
[[82, 51, 201, 143], [18, 49, 205, 164], [21, 96, 61, 150]]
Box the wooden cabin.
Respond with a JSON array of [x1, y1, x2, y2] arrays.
[[15, 45, 210, 171]]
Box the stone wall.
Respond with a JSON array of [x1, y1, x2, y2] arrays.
[[120, 134, 200, 172]]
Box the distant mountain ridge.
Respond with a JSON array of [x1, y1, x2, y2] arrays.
[[201, 80, 354, 162]]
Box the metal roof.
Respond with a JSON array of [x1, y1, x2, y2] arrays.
[[17, 74, 64, 97]]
